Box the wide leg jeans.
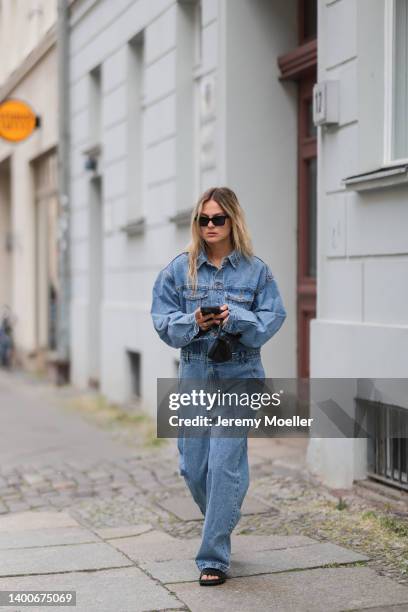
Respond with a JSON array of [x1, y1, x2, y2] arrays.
[[177, 349, 265, 574]]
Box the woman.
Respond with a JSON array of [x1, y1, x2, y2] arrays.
[[151, 186, 287, 586]]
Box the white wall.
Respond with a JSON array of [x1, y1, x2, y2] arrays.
[[0, 0, 56, 84], [222, 0, 297, 377], [69, 0, 201, 409], [308, 0, 408, 488], [0, 44, 58, 361]]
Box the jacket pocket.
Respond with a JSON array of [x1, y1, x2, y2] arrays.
[[225, 289, 255, 310], [182, 289, 209, 313]]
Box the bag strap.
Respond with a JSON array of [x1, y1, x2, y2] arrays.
[[215, 322, 224, 338]]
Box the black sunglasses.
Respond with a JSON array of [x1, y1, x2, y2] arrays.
[[196, 214, 229, 227]]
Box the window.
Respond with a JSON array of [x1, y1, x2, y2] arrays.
[[172, 1, 199, 219], [89, 65, 102, 145], [127, 350, 141, 398], [127, 31, 145, 223], [385, 0, 408, 163], [193, 0, 202, 70], [363, 398, 408, 491]]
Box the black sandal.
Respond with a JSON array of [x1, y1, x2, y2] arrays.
[[199, 568, 227, 586]]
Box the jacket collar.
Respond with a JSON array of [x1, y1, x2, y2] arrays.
[[197, 248, 240, 269]]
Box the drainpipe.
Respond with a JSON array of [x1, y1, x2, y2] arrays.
[[56, 0, 70, 383]]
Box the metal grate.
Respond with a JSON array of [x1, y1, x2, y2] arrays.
[[364, 399, 408, 491]]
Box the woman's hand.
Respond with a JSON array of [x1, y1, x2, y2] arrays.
[[195, 304, 229, 331], [195, 309, 217, 331], [213, 304, 229, 326]]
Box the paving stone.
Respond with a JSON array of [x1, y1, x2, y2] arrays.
[[157, 493, 275, 521], [49, 496, 75, 508], [113, 533, 197, 562], [35, 485, 57, 493], [361, 606, 408, 611], [1, 468, 18, 477], [64, 459, 93, 470], [5, 500, 31, 512], [141, 542, 369, 584], [74, 491, 95, 500], [22, 473, 46, 486], [69, 473, 91, 484], [168, 567, 408, 612], [53, 480, 77, 490], [113, 533, 316, 563], [0, 486, 18, 496], [111, 479, 133, 489], [0, 511, 80, 532], [0, 542, 131, 576], [112, 486, 137, 498], [130, 468, 156, 487], [25, 496, 50, 508], [107, 529, 180, 562], [232, 533, 316, 553], [40, 492, 60, 501], [36, 467, 57, 476], [88, 471, 111, 482], [0, 527, 98, 549], [20, 484, 38, 493], [6, 477, 20, 485], [0, 566, 184, 612], [94, 490, 118, 499], [95, 523, 153, 539]]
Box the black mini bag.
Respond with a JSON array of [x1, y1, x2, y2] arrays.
[[207, 323, 241, 363]]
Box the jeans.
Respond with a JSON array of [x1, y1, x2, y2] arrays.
[[177, 344, 265, 573]]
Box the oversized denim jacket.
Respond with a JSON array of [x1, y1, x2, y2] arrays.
[[151, 249, 287, 351]]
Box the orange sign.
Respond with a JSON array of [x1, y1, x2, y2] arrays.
[[0, 99, 37, 142]]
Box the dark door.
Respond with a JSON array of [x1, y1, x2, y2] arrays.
[[297, 74, 317, 378], [278, 0, 317, 378]]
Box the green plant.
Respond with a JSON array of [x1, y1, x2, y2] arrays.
[[336, 496, 348, 511], [379, 515, 408, 538], [362, 510, 377, 520]]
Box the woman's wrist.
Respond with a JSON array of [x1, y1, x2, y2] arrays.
[[221, 310, 235, 333]]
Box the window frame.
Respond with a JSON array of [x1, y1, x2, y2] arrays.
[[384, 0, 408, 165]]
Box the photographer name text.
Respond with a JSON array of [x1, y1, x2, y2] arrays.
[[169, 415, 313, 429]]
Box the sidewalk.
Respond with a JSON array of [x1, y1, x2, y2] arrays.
[[0, 369, 407, 611]]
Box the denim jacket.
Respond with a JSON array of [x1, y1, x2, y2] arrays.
[[151, 249, 287, 351]]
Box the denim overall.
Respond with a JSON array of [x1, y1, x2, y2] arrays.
[[151, 249, 286, 573]]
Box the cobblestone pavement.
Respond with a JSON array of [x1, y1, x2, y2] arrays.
[[0, 368, 407, 610]]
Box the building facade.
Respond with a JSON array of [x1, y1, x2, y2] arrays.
[[68, 0, 407, 490], [308, 0, 408, 489], [68, 0, 301, 412], [0, 0, 58, 373]]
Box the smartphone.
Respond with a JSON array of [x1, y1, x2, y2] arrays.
[[201, 306, 221, 315]]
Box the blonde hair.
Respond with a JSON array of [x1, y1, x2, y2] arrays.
[[187, 186, 254, 290]]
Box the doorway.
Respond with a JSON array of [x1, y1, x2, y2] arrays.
[[88, 176, 103, 388], [0, 157, 12, 312], [33, 150, 59, 366], [278, 0, 317, 378], [297, 74, 317, 378]]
